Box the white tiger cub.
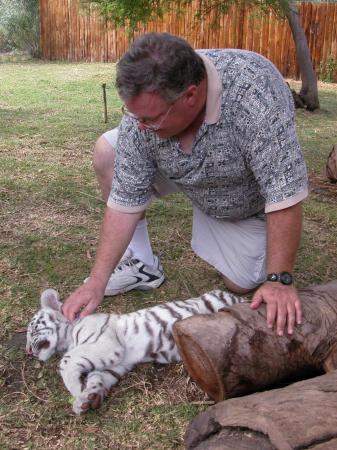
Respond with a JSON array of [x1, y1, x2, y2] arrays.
[[26, 288, 247, 414]]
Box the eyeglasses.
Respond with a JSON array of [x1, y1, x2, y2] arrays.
[[121, 103, 175, 131], [121, 90, 187, 132]]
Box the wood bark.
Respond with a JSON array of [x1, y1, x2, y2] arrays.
[[185, 370, 337, 450], [173, 281, 337, 402]]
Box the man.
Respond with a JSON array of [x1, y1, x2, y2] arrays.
[[63, 32, 308, 336]]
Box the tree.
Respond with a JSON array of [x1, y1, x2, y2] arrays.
[[0, 0, 40, 56], [285, 1, 319, 110], [81, 0, 319, 110]]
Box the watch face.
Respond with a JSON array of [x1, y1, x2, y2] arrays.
[[280, 272, 293, 285]]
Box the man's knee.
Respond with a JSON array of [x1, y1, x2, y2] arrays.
[[92, 135, 116, 201], [92, 135, 115, 177], [222, 275, 254, 295]]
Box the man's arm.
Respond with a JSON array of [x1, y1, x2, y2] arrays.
[[250, 202, 303, 336], [62, 207, 143, 321]]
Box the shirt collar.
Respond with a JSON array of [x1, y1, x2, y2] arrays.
[[198, 53, 222, 124]]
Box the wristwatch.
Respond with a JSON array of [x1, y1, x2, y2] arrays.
[[267, 272, 293, 285]]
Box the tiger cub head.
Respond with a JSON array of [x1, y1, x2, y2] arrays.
[[26, 289, 67, 361]]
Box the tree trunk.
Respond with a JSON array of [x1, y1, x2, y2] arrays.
[[173, 281, 337, 402], [286, 1, 319, 111], [185, 370, 337, 450]]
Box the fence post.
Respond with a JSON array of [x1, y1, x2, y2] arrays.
[[102, 83, 108, 123]]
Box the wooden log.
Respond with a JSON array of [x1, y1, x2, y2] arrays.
[[326, 144, 337, 182], [185, 370, 337, 450], [173, 281, 337, 402]]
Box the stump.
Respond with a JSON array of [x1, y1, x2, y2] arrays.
[[326, 144, 337, 182], [185, 370, 337, 450], [173, 281, 337, 401]]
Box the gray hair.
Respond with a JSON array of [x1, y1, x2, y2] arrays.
[[116, 32, 206, 103]]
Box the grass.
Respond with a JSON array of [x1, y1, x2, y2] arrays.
[[0, 61, 337, 449]]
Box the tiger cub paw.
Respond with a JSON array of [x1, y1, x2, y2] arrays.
[[72, 385, 107, 415]]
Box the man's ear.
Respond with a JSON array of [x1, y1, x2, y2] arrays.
[[40, 289, 62, 312], [184, 85, 198, 106]]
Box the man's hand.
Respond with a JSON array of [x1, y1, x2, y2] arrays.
[[62, 279, 105, 322], [61, 208, 142, 322], [250, 282, 302, 336]]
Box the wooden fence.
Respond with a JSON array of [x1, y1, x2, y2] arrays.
[[39, 1, 337, 81]]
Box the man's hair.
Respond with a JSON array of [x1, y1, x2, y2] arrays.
[[116, 32, 206, 102]]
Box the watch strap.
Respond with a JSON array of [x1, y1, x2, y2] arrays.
[[267, 272, 293, 285]]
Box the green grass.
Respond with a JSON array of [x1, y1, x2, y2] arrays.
[[0, 62, 337, 449], [292, 80, 337, 173]]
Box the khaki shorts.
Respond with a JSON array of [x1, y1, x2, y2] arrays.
[[103, 128, 267, 289]]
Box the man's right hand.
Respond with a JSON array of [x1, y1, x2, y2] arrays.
[[62, 279, 105, 321], [61, 207, 142, 322]]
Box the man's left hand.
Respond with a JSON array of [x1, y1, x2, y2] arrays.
[[250, 282, 302, 336]]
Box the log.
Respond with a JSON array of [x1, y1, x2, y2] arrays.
[[173, 281, 337, 402], [185, 370, 337, 450], [326, 144, 337, 182]]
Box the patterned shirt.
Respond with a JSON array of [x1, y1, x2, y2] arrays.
[[108, 49, 308, 220]]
